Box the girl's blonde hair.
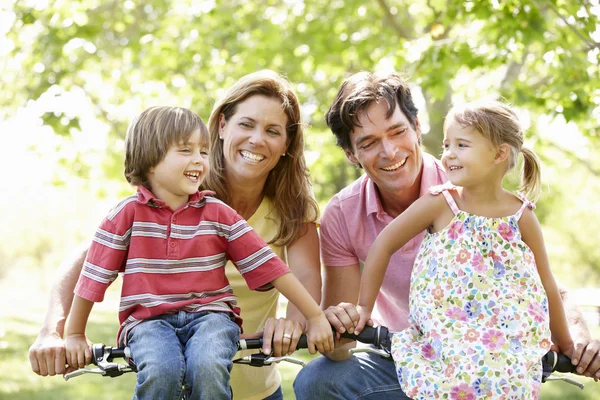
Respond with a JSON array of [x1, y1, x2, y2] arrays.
[[444, 100, 542, 202], [204, 70, 318, 246], [124, 106, 209, 189]]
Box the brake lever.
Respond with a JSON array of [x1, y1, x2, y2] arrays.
[[544, 376, 585, 389], [348, 347, 392, 358], [233, 352, 306, 367]]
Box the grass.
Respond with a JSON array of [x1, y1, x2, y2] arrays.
[[0, 270, 597, 399]]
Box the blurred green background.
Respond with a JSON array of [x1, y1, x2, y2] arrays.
[[1, 0, 599, 398]]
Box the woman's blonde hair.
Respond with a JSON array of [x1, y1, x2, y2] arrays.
[[124, 106, 209, 189], [444, 100, 542, 202], [204, 70, 318, 246]]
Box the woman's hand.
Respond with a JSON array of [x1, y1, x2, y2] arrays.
[[258, 317, 304, 357]]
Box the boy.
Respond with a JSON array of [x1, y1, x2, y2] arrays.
[[65, 106, 332, 399]]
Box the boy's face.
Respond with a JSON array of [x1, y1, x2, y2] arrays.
[[147, 129, 209, 210], [345, 101, 423, 200]]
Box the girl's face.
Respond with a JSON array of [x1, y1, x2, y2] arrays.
[[147, 129, 209, 210], [219, 95, 289, 185], [442, 120, 498, 187]]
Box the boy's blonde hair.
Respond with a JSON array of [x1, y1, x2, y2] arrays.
[[444, 101, 542, 202], [125, 106, 209, 188]]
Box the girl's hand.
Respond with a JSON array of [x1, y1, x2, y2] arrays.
[[65, 333, 92, 370], [355, 305, 373, 335], [304, 312, 334, 354]]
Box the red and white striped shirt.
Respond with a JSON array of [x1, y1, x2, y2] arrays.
[[75, 186, 291, 345]]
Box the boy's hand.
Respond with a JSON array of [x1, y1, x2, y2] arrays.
[[65, 333, 92, 370], [355, 305, 373, 335], [304, 312, 334, 354]]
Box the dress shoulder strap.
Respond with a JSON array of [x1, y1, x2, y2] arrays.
[[429, 182, 460, 215], [514, 192, 536, 220]]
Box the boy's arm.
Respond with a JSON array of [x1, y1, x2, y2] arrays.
[[519, 209, 574, 354], [356, 193, 443, 333], [29, 242, 89, 376], [65, 296, 94, 370], [272, 273, 334, 354]]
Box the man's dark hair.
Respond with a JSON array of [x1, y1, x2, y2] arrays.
[[325, 71, 419, 152]]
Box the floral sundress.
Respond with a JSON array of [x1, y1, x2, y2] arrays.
[[392, 184, 551, 400]]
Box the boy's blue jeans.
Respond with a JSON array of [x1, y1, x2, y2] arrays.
[[127, 311, 240, 400]]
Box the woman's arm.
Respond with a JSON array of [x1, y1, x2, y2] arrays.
[[28, 242, 88, 376], [519, 210, 574, 354]]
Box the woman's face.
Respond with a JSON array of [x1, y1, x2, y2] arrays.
[[219, 94, 289, 184]]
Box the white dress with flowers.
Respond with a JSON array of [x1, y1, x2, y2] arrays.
[[392, 184, 551, 400]]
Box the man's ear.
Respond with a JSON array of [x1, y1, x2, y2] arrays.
[[344, 149, 360, 165], [494, 143, 511, 163], [414, 116, 422, 141]]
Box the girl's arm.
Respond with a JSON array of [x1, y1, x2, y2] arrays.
[[28, 242, 89, 376], [356, 193, 446, 333], [65, 295, 95, 370], [519, 209, 574, 355], [271, 273, 334, 354]]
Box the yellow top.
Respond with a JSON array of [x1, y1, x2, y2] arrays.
[[226, 196, 285, 400]]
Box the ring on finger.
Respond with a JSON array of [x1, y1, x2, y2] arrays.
[[283, 333, 292, 340]]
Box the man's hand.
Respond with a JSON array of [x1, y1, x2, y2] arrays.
[[324, 302, 360, 338], [571, 338, 600, 381], [29, 331, 73, 376]]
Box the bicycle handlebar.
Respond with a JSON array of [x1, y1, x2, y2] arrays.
[[64, 325, 580, 386]]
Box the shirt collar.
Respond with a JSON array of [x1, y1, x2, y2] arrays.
[[136, 185, 215, 207]]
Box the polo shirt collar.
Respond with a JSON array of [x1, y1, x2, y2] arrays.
[[136, 185, 214, 207]]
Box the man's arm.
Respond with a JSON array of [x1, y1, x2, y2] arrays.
[[28, 242, 88, 376], [320, 264, 362, 361], [559, 285, 600, 381]]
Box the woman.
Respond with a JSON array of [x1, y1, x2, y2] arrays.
[[29, 70, 322, 400]]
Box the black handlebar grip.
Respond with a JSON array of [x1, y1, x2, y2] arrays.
[[338, 326, 388, 348], [553, 353, 577, 374]]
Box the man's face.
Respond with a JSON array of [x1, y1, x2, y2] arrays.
[[346, 101, 423, 199]]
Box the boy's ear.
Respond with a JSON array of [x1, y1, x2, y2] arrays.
[[494, 143, 511, 163]]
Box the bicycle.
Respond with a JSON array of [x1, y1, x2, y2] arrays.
[[64, 325, 585, 390]]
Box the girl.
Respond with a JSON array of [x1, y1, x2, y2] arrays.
[[355, 100, 573, 399]]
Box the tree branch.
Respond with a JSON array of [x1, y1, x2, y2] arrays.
[[538, 0, 596, 49], [375, 0, 410, 39]]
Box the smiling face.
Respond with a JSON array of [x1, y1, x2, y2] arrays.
[[442, 120, 498, 187], [347, 100, 423, 200], [147, 129, 209, 210], [219, 95, 288, 185]]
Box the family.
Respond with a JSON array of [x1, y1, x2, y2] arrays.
[[29, 69, 600, 399]]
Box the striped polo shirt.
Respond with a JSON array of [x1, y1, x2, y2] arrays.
[[75, 186, 291, 345]]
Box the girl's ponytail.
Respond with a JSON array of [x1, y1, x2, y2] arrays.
[[520, 147, 542, 203]]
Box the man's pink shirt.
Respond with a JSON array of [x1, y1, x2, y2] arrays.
[[320, 153, 447, 332]]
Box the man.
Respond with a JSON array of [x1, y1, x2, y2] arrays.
[[294, 71, 600, 399]]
